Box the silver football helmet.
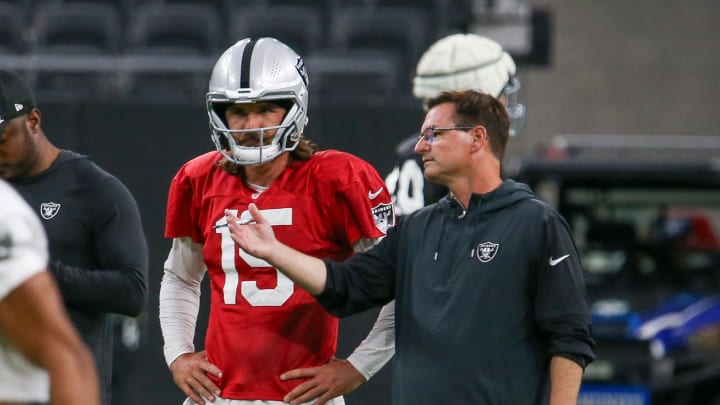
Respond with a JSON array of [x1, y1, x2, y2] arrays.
[[413, 34, 525, 137], [207, 37, 310, 165]]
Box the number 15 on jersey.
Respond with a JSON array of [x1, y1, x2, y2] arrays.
[[215, 208, 294, 307]]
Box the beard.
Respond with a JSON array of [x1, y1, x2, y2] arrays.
[[0, 129, 39, 181]]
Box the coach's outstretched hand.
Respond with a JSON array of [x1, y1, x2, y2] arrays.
[[225, 204, 276, 261], [225, 204, 330, 296]]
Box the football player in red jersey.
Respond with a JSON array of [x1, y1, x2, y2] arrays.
[[159, 37, 395, 405]]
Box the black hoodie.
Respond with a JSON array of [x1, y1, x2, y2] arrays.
[[318, 179, 595, 404]]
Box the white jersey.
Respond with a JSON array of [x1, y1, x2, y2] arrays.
[[0, 179, 50, 402]]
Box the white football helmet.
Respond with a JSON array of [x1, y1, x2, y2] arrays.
[[412, 34, 525, 136], [207, 37, 310, 165]]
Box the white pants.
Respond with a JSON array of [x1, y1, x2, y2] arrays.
[[183, 396, 346, 405]]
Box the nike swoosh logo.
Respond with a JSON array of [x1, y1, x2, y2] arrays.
[[549, 254, 570, 266], [368, 187, 383, 199]]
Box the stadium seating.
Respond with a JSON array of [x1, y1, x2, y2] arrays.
[[0, 0, 464, 102], [26, 2, 122, 101], [227, 5, 324, 56], [126, 3, 223, 56], [305, 50, 401, 105], [30, 2, 122, 54], [328, 5, 431, 80], [0, 3, 26, 54]]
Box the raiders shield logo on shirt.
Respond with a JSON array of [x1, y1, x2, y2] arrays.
[[40, 202, 61, 219]]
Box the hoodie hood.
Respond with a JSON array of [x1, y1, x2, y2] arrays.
[[439, 179, 536, 217]]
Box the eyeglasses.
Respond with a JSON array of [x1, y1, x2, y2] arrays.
[[417, 126, 474, 144]]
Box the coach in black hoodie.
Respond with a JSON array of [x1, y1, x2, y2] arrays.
[[225, 90, 595, 405]]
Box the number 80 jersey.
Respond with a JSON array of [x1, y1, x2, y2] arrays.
[[164, 150, 394, 400]]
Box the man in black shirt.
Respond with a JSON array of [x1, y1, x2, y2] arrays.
[[0, 70, 148, 405]]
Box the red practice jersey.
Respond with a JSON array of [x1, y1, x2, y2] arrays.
[[165, 150, 394, 400]]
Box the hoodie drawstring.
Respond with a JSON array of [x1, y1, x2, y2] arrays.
[[434, 214, 447, 261], [434, 195, 468, 261]]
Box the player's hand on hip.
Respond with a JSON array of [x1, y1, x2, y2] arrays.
[[280, 358, 366, 405], [225, 204, 276, 259], [169, 351, 222, 405]]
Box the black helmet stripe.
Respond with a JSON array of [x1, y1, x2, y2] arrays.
[[240, 39, 258, 89]]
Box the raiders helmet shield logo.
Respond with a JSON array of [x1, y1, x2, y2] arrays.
[[476, 241, 499, 263], [40, 202, 61, 219], [295, 57, 309, 87], [372, 203, 395, 234]]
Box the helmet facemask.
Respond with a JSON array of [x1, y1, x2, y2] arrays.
[[208, 96, 304, 166], [500, 77, 525, 137]]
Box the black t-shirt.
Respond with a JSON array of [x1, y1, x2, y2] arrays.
[[11, 150, 148, 405]]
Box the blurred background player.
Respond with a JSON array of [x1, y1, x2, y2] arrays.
[[386, 33, 525, 215], [0, 179, 100, 405], [0, 69, 148, 405], [158, 37, 395, 405], [279, 34, 527, 405]]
